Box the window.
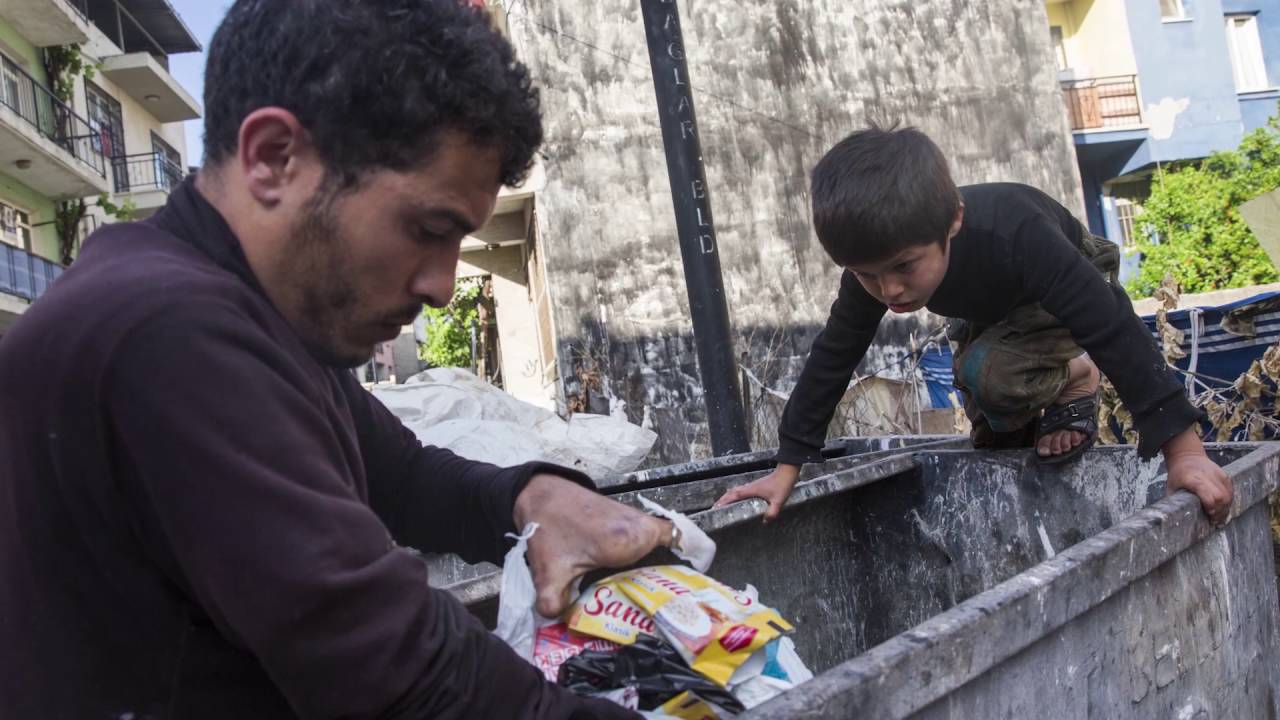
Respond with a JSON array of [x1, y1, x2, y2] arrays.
[[150, 131, 183, 191], [1115, 198, 1143, 248], [84, 81, 125, 162], [1160, 0, 1187, 21], [1050, 26, 1069, 71], [0, 200, 32, 251], [1225, 14, 1270, 92]]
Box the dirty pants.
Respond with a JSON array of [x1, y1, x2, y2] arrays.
[[948, 234, 1120, 448]]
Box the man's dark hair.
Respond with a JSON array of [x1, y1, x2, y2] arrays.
[[203, 0, 542, 189], [810, 125, 960, 266]]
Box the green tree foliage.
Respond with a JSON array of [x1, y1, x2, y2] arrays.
[[419, 278, 482, 368], [1126, 107, 1280, 298]]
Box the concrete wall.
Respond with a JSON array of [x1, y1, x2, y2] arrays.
[[80, 24, 190, 171], [0, 171, 57, 260], [1050, 0, 1140, 78], [458, 245, 554, 410], [507, 0, 1083, 464], [0, 17, 46, 75]]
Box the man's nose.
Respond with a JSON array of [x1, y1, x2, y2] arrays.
[[411, 264, 457, 309]]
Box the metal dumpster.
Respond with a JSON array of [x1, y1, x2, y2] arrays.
[[440, 440, 1280, 719]]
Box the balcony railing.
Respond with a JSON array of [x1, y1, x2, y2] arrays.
[[112, 152, 183, 194], [0, 243, 63, 303], [0, 55, 107, 178], [1061, 75, 1143, 131]]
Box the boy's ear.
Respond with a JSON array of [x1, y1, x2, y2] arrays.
[[948, 203, 965, 240]]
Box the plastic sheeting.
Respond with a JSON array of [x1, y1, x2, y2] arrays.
[[371, 367, 657, 478]]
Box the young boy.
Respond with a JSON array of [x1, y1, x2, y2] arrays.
[[716, 126, 1232, 524]]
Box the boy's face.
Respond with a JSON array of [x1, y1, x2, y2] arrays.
[[847, 208, 963, 314]]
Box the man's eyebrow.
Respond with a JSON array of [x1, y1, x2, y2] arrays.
[[405, 203, 478, 235]]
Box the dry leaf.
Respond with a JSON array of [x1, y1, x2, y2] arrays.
[[1261, 343, 1280, 382], [1234, 361, 1266, 401]]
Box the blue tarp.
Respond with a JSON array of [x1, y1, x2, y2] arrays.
[[1140, 290, 1280, 390], [919, 343, 957, 409]]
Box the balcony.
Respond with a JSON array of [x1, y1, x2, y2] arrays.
[[0, 56, 110, 199], [100, 51, 201, 123], [0, 242, 63, 333], [1062, 75, 1144, 131], [111, 151, 181, 218], [0, 0, 92, 47]]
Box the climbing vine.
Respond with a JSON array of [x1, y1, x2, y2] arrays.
[[42, 44, 95, 104], [44, 45, 105, 264], [53, 200, 86, 266]]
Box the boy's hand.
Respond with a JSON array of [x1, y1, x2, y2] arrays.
[[514, 474, 674, 617], [712, 463, 801, 523], [1162, 427, 1233, 526]]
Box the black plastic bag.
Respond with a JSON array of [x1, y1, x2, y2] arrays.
[[557, 634, 745, 713]]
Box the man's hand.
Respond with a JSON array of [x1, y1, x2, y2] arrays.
[[711, 463, 801, 523], [514, 474, 673, 617], [1162, 427, 1233, 526]]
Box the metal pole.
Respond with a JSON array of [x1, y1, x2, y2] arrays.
[[640, 0, 749, 456]]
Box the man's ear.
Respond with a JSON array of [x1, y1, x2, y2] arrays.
[[235, 107, 318, 209]]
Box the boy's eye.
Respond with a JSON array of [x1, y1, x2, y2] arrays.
[[895, 261, 915, 273]]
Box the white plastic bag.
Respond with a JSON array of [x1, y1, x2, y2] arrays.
[[638, 496, 716, 572], [494, 523, 543, 660]]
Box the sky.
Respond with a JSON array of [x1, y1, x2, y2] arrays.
[[167, 0, 233, 167]]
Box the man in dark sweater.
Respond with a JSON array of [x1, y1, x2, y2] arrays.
[[0, 2, 663, 718], [715, 126, 1232, 525]]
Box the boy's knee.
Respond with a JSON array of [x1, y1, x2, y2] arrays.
[[955, 342, 1069, 432]]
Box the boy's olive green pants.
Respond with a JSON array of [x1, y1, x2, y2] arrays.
[[948, 234, 1120, 448]]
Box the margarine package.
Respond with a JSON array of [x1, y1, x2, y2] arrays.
[[570, 565, 794, 687]]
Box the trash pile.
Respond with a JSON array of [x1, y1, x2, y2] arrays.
[[496, 505, 812, 717], [372, 367, 656, 478]]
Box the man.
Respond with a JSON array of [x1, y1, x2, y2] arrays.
[[0, 1, 660, 717]]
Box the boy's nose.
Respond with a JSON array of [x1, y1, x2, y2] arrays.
[[880, 279, 905, 301]]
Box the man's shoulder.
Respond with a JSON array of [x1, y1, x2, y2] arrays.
[[0, 222, 262, 367]]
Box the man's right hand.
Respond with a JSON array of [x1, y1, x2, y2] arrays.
[[712, 463, 801, 523]]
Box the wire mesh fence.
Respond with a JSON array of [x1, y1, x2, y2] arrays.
[[739, 325, 965, 449]]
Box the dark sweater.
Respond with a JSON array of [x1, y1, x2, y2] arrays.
[[0, 180, 623, 719], [777, 183, 1201, 464]]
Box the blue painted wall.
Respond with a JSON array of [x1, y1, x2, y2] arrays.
[[1240, 93, 1280, 130], [1223, 0, 1280, 131], [1121, 0, 1245, 173], [1222, 0, 1280, 87]]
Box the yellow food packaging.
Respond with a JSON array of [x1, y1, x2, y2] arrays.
[[564, 576, 656, 645], [616, 565, 793, 686]]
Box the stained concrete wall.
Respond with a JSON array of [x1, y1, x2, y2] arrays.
[[507, 0, 1084, 464], [458, 245, 555, 411]]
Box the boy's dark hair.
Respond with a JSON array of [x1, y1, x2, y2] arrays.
[[810, 125, 960, 265], [203, 0, 542, 189]]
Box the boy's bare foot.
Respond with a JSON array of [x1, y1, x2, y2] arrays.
[[1037, 354, 1101, 458]]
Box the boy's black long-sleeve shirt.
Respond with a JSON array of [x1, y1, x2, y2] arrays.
[[778, 183, 1201, 465], [0, 180, 631, 719]]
